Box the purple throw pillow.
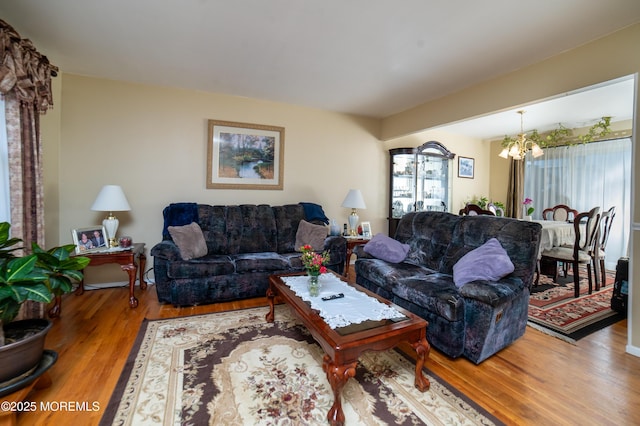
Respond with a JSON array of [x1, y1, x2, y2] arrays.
[[363, 233, 410, 263], [453, 238, 514, 288]]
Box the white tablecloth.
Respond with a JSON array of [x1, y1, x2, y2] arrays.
[[534, 220, 576, 258], [280, 274, 404, 329]]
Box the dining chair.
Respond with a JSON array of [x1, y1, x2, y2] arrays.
[[593, 206, 616, 289], [459, 203, 495, 216], [487, 202, 505, 217], [542, 204, 579, 221], [540, 207, 601, 298]]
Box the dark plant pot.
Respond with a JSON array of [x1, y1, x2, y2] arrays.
[[0, 319, 52, 383]]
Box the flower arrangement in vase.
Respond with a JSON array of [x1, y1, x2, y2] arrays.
[[300, 245, 329, 296], [523, 198, 534, 220]]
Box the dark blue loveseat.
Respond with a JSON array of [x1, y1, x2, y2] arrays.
[[355, 211, 541, 364]]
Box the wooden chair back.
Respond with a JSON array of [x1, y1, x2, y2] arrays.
[[459, 203, 495, 216], [598, 206, 616, 251], [542, 204, 578, 221], [574, 207, 601, 254], [487, 202, 505, 217]]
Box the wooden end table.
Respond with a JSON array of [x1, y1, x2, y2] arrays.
[[49, 243, 147, 318], [266, 272, 430, 426], [343, 237, 369, 278]]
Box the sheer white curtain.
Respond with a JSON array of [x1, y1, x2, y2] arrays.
[[524, 138, 631, 270]]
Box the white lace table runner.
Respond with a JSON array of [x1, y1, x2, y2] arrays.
[[280, 274, 404, 329]]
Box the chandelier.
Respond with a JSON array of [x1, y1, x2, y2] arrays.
[[498, 110, 544, 160]]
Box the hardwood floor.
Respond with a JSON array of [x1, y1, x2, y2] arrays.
[[16, 272, 640, 425]]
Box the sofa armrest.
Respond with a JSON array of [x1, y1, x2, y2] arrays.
[[323, 235, 346, 264], [353, 244, 374, 259], [150, 240, 182, 261]]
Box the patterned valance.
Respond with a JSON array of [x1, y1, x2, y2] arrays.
[[0, 19, 58, 113]]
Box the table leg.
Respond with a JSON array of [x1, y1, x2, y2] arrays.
[[138, 252, 147, 290], [322, 355, 357, 426], [265, 286, 275, 323], [411, 337, 431, 391], [121, 264, 138, 308], [48, 295, 62, 319], [343, 247, 354, 278]]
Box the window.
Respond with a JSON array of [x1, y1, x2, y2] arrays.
[[524, 138, 631, 270]]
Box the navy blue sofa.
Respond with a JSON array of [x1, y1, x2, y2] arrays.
[[151, 203, 346, 306], [355, 211, 541, 364]]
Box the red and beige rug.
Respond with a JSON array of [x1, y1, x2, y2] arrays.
[[528, 267, 624, 342]]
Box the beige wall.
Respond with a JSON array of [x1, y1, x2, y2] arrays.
[[381, 23, 640, 355], [47, 75, 389, 281]]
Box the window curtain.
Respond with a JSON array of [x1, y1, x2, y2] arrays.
[[0, 19, 58, 319], [524, 138, 632, 270], [505, 159, 524, 218]]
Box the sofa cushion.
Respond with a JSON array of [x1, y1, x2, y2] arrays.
[[167, 255, 235, 279], [453, 238, 514, 288], [233, 252, 290, 273], [273, 204, 306, 253], [363, 233, 410, 263], [294, 220, 328, 251], [168, 222, 208, 260]]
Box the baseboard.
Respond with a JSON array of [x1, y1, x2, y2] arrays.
[[82, 279, 151, 290], [626, 344, 640, 357]]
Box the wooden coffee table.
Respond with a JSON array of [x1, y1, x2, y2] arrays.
[[266, 272, 430, 426]]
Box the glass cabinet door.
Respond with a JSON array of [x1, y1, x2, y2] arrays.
[[390, 148, 416, 220], [389, 142, 454, 236]]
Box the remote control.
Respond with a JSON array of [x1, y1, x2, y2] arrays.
[[321, 293, 344, 301]]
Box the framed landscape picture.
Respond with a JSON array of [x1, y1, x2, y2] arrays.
[[207, 120, 285, 190], [458, 156, 474, 179]]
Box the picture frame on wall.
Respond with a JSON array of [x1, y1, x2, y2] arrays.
[[72, 226, 108, 254], [458, 156, 475, 179], [207, 119, 285, 190]]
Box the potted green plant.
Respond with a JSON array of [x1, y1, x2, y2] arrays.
[[0, 221, 89, 385]]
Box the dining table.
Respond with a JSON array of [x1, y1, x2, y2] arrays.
[[533, 219, 577, 285], [533, 220, 577, 259]]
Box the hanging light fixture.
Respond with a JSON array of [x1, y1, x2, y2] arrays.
[[498, 110, 544, 160]]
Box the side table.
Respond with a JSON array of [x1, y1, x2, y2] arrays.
[[343, 237, 370, 278], [49, 243, 147, 317]]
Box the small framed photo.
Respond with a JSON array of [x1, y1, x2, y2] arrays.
[[458, 156, 475, 179], [361, 221, 372, 238], [72, 226, 108, 254]]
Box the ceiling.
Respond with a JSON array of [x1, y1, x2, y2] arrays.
[[1, 1, 639, 137]]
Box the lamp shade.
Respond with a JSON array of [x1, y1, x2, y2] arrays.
[[341, 189, 366, 209], [91, 185, 131, 212]]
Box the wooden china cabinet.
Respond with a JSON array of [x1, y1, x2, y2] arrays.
[[388, 141, 455, 236]]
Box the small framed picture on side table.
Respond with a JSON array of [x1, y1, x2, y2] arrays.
[[361, 221, 372, 238], [72, 226, 108, 254]]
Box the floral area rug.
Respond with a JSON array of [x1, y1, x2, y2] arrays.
[[528, 266, 624, 342], [100, 305, 503, 425]]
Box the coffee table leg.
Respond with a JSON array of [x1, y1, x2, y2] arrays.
[[322, 355, 357, 426], [412, 337, 431, 391], [265, 286, 275, 323]]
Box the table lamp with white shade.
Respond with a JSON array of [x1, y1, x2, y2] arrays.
[[341, 189, 366, 236], [91, 185, 131, 247]]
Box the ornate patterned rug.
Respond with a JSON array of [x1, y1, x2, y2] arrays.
[[528, 267, 624, 342], [100, 305, 503, 425]]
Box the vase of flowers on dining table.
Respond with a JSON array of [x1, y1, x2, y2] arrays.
[[300, 244, 330, 297], [523, 197, 535, 220]]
